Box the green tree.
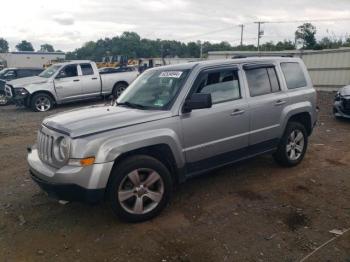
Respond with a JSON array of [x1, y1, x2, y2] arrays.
[[15, 40, 34, 51], [295, 23, 317, 49], [0, 38, 9, 53], [40, 44, 55, 52]]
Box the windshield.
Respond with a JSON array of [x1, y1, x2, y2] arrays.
[[117, 69, 189, 110], [39, 65, 61, 78]]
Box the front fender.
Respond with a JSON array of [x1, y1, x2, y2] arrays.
[[25, 81, 57, 100], [95, 128, 185, 169]]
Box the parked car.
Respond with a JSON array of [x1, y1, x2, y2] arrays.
[[0, 67, 43, 105], [4, 61, 138, 112], [333, 85, 350, 119], [27, 57, 317, 222]]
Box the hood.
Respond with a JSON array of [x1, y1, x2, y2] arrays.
[[43, 105, 173, 138], [340, 85, 350, 96], [7, 76, 48, 87]]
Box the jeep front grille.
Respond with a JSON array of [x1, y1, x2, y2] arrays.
[[37, 130, 54, 164]]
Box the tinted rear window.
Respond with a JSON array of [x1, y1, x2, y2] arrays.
[[80, 64, 94, 75], [280, 62, 307, 89], [245, 67, 280, 97]]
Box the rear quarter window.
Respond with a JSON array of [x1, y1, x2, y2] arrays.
[[280, 62, 307, 89]]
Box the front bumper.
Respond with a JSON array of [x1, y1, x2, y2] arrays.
[[333, 101, 350, 119], [28, 147, 114, 203], [4, 85, 29, 106], [30, 171, 104, 203]]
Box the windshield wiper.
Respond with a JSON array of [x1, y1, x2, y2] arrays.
[[117, 101, 148, 110]]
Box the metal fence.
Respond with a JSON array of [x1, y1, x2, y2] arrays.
[[208, 48, 350, 91]]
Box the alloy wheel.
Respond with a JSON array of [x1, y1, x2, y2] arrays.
[[35, 96, 51, 112], [286, 129, 304, 161], [118, 168, 164, 215]]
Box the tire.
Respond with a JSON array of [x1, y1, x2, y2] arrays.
[[0, 94, 9, 106], [108, 155, 173, 222], [273, 121, 308, 167], [112, 82, 128, 99], [30, 93, 54, 112]]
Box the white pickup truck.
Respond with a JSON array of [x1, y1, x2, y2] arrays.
[[4, 60, 138, 112]]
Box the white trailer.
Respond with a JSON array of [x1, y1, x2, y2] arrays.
[[0, 51, 65, 69]]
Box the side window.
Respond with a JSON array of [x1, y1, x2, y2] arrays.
[[280, 62, 307, 89], [195, 69, 241, 104], [17, 69, 37, 77], [267, 68, 280, 93], [60, 65, 78, 78], [17, 70, 28, 78], [4, 70, 16, 79], [80, 63, 94, 76], [245, 67, 280, 97]]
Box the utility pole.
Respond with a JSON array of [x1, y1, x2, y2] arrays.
[[200, 41, 203, 59], [254, 21, 265, 53], [239, 24, 244, 46]]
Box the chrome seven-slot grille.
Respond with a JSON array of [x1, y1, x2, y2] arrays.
[[37, 129, 54, 164]]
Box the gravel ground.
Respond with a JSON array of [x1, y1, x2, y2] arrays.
[[0, 92, 349, 262]]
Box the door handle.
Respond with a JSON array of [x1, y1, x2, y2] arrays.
[[73, 79, 80, 82], [230, 109, 245, 116], [91, 77, 98, 80], [275, 100, 286, 106]]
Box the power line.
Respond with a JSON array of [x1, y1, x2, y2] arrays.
[[178, 26, 237, 41], [262, 17, 350, 24]]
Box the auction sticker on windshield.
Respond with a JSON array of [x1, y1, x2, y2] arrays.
[[159, 71, 183, 78]]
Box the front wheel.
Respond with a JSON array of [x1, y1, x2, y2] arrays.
[[112, 83, 128, 99], [108, 155, 173, 222], [0, 94, 9, 106], [30, 93, 54, 112], [274, 122, 308, 167]]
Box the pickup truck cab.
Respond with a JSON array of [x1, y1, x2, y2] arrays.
[[28, 57, 318, 222], [4, 60, 138, 112]]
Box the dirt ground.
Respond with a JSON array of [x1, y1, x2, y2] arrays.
[[0, 92, 349, 262]]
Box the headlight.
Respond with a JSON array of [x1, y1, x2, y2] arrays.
[[54, 136, 70, 162], [335, 92, 341, 101], [14, 87, 29, 97]]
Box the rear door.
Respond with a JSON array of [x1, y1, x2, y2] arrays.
[[244, 64, 288, 147], [78, 63, 101, 97], [53, 64, 82, 100], [181, 67, 250, 170]]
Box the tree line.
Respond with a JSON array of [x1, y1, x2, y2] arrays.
[[1, 23, 349, 60], [0, 39, 59, 53]]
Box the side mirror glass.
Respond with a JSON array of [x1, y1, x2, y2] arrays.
[[183, 93, 212, 113]]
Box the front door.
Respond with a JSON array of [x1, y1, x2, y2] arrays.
[[54, 64, 82, 100], [181, 67, 250, 172]]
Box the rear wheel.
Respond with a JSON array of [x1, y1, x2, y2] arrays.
[[112, 83, 128, 99], [30, 93, 54, 112], [274, 122, 308, 167], [108, 155, 172, 222]]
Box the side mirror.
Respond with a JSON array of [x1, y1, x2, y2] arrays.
[[56, 71, 66, 79], [183, 93, 212, 113]]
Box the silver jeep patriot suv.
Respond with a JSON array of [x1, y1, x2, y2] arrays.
[[28, 57, 318, 222]]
